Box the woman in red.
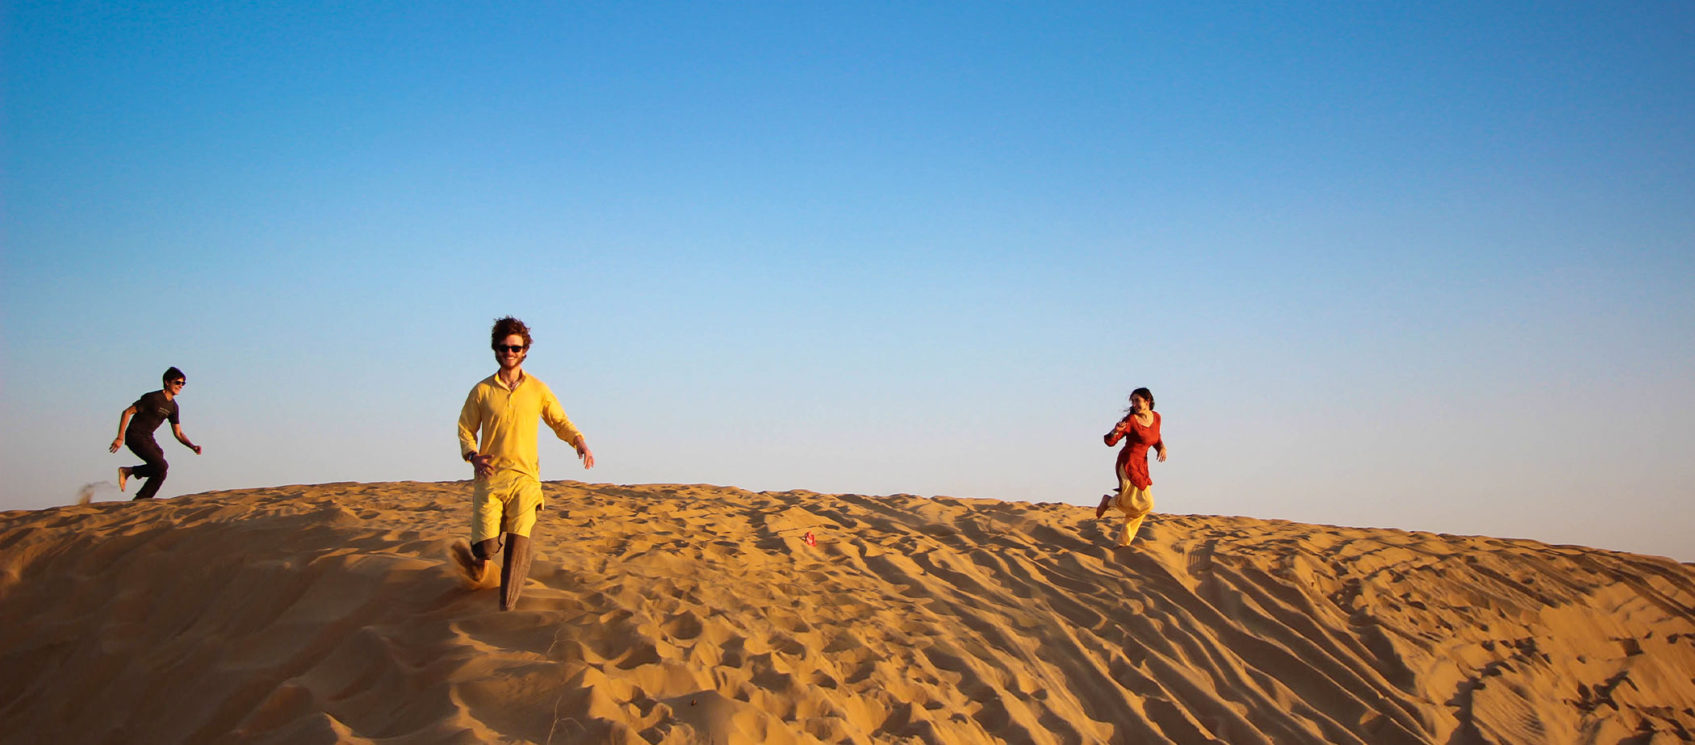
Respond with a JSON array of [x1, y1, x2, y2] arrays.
[[1096, 387, 1167, 546]]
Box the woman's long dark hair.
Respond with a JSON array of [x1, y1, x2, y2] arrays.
[[1124, 387, 1155, 415]]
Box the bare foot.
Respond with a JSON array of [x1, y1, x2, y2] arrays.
[[1095, 493, 1113, 519], [449, 539, 488, 587], [117, 467, 129, 492]]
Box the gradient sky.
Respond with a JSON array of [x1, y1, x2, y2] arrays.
[[4, 2, 1692, 560]]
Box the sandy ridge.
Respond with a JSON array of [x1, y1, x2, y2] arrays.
[[2, 481, 1691, 744]]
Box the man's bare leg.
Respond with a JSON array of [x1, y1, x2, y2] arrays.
[[499, 533, 532, 611]]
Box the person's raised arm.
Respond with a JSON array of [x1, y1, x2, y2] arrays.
[[110, 405, 136, 453], [1104, 418, 1130, 447], [171, 423, 202, 454]]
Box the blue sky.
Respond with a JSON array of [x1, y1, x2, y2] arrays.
[[4, 2, 1692, 560]]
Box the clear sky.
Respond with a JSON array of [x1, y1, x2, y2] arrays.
[[4, 2, 1692, 561]]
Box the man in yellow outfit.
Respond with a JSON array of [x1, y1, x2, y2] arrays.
[[453, 316, 595, 611]]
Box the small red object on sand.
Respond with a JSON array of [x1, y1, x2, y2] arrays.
[[804, 531, 816, 547]]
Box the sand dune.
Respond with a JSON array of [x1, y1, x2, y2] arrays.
[[2, 481, 1692, 744]]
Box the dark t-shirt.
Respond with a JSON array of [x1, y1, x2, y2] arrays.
[[128, 390, 180, 439]]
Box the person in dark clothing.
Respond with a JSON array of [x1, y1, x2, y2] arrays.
[[110, 367, 202, 500]]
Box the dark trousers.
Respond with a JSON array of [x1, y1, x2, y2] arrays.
[[126, 434, 169, 500]]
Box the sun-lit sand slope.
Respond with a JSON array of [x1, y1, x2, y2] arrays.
[[3, 482, 1693, 744]]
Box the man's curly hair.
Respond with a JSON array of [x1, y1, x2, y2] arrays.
[[490, 316, 533, 350]]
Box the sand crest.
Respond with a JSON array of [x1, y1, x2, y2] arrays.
[[2, 481, 1692, 744]]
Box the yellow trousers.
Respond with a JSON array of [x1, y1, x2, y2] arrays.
[[1111, 476, 1154, 547], [472, 471, 543, 544]]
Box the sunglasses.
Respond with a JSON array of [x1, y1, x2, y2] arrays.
[[170, 380, 186, 387], [495, 345, 528, 353]]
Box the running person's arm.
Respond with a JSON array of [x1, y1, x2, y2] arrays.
[[110, 405, 137, 453], [571, 434, 595, 469], [540, 388, 593, 469], [1154, 413, 1167, 461], [1104, 418, 1130, 447], [171, 423, 202, 454], [458, 386, 494, 479]]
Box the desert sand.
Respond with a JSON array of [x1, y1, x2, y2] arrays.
[[2, 481, 1692, 744]]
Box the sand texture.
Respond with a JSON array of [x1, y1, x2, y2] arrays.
[[2, 481, 1693, 744]]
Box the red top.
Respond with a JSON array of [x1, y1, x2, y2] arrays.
[[1105, 411, 1162, 489]]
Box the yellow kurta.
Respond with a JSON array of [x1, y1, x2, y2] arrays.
[[457, 372, 583, 481], [457, 372, 584, 542]]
